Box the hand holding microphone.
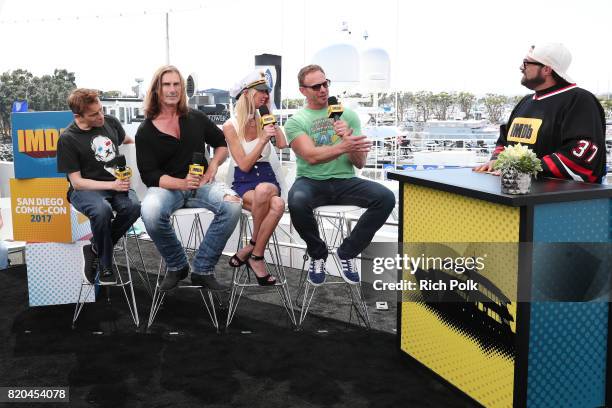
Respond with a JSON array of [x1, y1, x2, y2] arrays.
[[333, 120, 353, 138], [327, 96, 343, 121], [113, 154, 131, 192], [188, 152, 205, 196], [327, 97, 371, 153], [327, 97, 352, 138], [114, 155, 132, 180], [258, 105, 276, 144]]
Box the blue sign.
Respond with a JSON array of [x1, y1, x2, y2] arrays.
[[264, 68, 274, 90], [11, 111, 74, 179], [12, 100, 28, 113]]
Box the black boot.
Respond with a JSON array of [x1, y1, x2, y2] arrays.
[[99, 266, 117, 285], [190, 274, 228, 291], [82, 244, 99, 284], [160, 265, 190, 291]]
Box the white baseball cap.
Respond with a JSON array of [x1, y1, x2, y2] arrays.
[[527, 43, 574, 83]]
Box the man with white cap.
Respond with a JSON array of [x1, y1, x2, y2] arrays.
[[474, 43, 606, 183]]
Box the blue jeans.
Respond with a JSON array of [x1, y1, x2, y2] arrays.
[[288, 177, 395, 260], [140, 182, 241, 275], [0, 240, 8, 269], [70, 189, 141, 268]]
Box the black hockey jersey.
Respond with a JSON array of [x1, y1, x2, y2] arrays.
[[492, 84, 606, 183]]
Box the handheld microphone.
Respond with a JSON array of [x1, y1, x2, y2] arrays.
[[114, 155, 132, 180], [258, 105, 276, 145], [189, 152, 205, 197], [258, 105, 276, 128], [327, 96, 343, 121]]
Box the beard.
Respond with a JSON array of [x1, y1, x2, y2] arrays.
[[521, 71, 546, 90]]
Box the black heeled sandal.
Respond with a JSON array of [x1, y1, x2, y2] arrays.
[[229, 239, 256, 268], [247, 254, 277, 286]]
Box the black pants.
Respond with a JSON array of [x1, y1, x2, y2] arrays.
[[288, 177, 395, 260]]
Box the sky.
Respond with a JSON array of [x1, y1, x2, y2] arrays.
[[0, 0, 610, 99]]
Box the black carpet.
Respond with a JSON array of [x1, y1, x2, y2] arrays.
[[0, 265, 477, 408]]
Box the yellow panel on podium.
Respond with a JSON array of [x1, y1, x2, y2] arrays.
[[9, 178, 91, 243], [401, 183, 520, 407]]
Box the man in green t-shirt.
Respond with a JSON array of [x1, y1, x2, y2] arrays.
[[285, 64, 395, 286]]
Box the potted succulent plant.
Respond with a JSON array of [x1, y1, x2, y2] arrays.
[[494, 144, 542, 194]]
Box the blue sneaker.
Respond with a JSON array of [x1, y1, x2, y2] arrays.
[[307, 259, 326, 286], [339, 258, 360, 284]]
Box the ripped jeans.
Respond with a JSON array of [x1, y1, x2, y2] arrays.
[[141, 182, 241, 275]]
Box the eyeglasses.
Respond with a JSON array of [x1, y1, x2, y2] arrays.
[[521, 60, 544, 70], [301, 79, 331, 91]]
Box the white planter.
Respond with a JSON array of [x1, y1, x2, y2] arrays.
[[501, 169, 532, 194]]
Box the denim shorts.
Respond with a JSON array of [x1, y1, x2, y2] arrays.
[[232, 162, 280, 197]]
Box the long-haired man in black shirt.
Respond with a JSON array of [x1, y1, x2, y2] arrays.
[[136, 65, 241, 291], [474, 43, 606, 183]]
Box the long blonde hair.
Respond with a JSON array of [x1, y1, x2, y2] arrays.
[[233, 88, 271, 143]]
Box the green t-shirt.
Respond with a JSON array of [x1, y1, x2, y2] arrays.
[[284, 106, 362, 180]]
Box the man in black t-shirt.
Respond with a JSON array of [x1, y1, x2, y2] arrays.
[[474, 43, 606, 183], [136, 65, 241, 291], [57, 88, 141, 284]]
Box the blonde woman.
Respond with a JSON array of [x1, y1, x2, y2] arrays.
[[223, 71, 287, 285]]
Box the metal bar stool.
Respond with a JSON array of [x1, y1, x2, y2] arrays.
[[146, 208, 221, 332], [122, 225, 154, 298], [72, 232, 140, 329], [296, 205, 371, 330], [226, 209, 296, 329]]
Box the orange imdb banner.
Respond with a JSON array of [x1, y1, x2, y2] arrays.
[[10, 178, 80, 243]]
